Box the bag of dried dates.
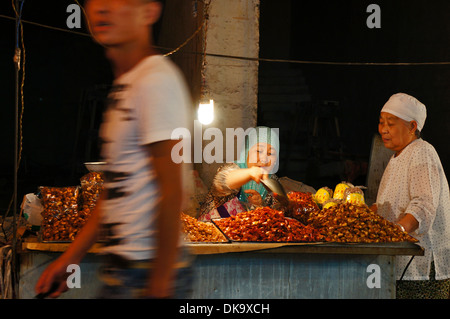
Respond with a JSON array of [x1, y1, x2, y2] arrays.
[[80, 172, 104, 210], [39, 186, 81, 241]]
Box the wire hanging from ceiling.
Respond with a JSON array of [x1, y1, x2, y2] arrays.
[[1, 8, 450, 66]]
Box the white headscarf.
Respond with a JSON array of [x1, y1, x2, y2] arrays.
[[381, 93, 427, 131]]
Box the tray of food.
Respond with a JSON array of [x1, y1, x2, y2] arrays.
[[212, 191, 418, 244], [213, 207, 324, 243], [291, 198, 418, 244], [181, 212, 229, 243]]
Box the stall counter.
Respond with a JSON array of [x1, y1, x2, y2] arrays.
[[19, 238, 423, 299]]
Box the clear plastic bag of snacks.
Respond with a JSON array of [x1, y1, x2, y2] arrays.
[[39, 186, 81, 241]]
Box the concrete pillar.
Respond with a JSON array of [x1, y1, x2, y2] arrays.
[[197, 0, 260, 186]]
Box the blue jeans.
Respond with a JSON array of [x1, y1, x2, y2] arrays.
[[97, 248, 194, 299]]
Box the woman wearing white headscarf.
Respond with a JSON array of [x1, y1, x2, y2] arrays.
[[372, 93, 450, 298], [197, 126, 280, 221]]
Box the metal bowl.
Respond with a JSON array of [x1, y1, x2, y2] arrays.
[[84, 162, 107, 172]]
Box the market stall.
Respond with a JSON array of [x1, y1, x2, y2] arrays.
[[180, 200, 423, 299], [189, 242, 422, 299], [19, 239, 423, 299], [17, 177, 424, 299]]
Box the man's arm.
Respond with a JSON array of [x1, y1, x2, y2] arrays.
[[145, 139, 184, 298]]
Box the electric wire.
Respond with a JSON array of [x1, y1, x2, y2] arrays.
[[0, 246, 13, 299], [2, 1, 26, 234], [5, 0, 26, 300], [1, 8, 450, 66], [399, 256, 415, 281], [12, 0, 26, 168]]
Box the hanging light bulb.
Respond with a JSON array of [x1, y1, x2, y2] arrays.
[[198, 99, 214, 125]]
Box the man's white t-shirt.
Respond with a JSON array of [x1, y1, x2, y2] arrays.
[[99, 55, 192, 261]]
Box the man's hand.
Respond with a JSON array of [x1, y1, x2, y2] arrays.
[[35, 257, 70, 298], [34, 193, 104, 298]]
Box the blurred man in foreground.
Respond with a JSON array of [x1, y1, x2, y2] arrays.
[[35, 0, 193, 298]]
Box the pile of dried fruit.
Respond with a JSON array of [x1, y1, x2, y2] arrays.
[[40, 186, 83, 241], [304, 202, 418, 243], [181, 212, 228, 242], [80, 172, 104, 211], [40, 172, 104, 241], [214, 206, 323, 242]]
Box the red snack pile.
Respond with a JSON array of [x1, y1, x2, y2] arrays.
[[286, 191, 320, 224], [214, 206, 323, 242]]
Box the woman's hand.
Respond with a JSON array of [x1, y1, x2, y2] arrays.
[[244, 189, 263, 206], [248, 166, 268, 184], [225, 166, 268, 191], [397, 213, 419, 233]]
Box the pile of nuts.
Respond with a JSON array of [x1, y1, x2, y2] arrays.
[[40, 172, 104, 241], [181, 212, 228, 242], [304, 202, 418, 243], [214, 206, 323, 242]]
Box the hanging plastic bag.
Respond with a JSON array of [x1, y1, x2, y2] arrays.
[[22, 193, 44, 229]]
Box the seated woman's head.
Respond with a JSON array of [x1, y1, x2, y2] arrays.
[[237, 126, 280, 175], [247, 142, 277, 173]]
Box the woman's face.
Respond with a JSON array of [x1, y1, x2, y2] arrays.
[[378, 112, 416, 155], [247, 143, 277, 172]]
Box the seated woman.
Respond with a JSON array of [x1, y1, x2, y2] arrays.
[[372, 93, 450, 299], [197, 126, 280, 221]]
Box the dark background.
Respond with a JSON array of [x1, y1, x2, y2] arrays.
[[259, 0, 450, 189], [0, 1, 113, 215], [1, 0, 450, 215]]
